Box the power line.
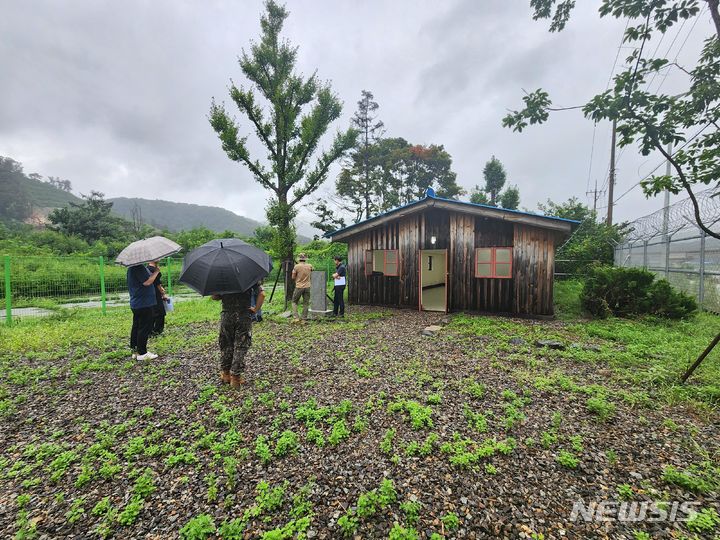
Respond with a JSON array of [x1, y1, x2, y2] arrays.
[[650, 7, 704, 95], [586, 19, 629, 205], [613, 122, 714, 204], [645, 16, 688, 91]]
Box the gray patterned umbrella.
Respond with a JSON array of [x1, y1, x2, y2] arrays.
[[115, 236, 182, 267]]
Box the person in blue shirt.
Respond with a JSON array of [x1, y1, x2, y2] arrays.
[[127, 262, 160, 360], [332, 256, 347, 317]]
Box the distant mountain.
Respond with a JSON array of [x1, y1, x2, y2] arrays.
[[109, 197, 264, 235], [8, 164, 315, 240]]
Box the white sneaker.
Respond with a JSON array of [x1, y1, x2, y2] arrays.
[[131, 353, 137, 359], [136, 352, 158, 361]]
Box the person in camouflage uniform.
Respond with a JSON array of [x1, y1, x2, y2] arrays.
[[212, 282, 265, 388]]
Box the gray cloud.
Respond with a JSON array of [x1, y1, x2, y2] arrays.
[[0, 0, 713, 229]]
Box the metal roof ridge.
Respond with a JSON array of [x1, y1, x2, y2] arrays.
[[324, 189, 580, 238]]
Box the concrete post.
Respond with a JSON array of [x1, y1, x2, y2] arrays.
[[309, 270, 332, 319]]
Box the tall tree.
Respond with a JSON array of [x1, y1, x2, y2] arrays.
[[344, 90, 385, 220], [499, 185, 521, 209], [482, 156, 507, 205], [376, 141, 464, 208], [48, 191, 130, 243], [209, 0, 356, 287], [504, 0, 720, 239]]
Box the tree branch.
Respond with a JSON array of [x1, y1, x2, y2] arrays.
[[636, 113, 720, 240]]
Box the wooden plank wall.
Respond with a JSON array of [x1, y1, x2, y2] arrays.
[[345, 209, 558, 316], [346, 220, 402, 306], [513, 224, 556, 316]]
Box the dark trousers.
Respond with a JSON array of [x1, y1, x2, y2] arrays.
[[130, 307, 154, 355], [333, 285, 345, 316], [152, 303, 165, 335]]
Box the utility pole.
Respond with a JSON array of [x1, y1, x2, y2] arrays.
[[606, 119, 617, 226], [586, 179, 605, 215], [661, 140, 673, 239]]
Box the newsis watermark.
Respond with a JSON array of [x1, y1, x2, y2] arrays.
[[570, 500, 701, 523]]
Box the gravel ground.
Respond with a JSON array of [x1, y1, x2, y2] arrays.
[[0, 307, 718, 539]]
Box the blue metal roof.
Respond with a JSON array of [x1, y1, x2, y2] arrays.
[[324, 188, 581, 238]]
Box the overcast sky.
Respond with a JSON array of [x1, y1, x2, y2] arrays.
[[0, 0, 714, 231]]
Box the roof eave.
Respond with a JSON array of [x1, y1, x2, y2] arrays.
[[326, 197, 575, 241]]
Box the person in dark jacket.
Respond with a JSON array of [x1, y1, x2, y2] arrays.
[[127, 263, 160, 360], [147, 260, 168, 335], [212, 282, 265, 388], [332, 256, 346, 317]]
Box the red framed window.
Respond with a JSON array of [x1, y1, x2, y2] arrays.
[[475, 247, 512, 279], [365, 250, 399, 276]]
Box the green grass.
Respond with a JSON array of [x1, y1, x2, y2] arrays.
[[1, 280, 719, 539]]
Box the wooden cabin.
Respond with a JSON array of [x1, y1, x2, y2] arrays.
[[326, 189, 578, 317]]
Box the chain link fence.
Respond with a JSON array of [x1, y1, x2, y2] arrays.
[[1, 256, 192, 323], [1, 254, 342, 324], [614, 188, 720, 313]]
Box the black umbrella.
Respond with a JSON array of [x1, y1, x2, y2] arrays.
[[179, 239, 272, 296]]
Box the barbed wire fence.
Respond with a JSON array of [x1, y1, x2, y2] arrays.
[[614, 188, 720, 312]]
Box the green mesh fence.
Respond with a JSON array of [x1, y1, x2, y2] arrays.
[[1, 256, 190, 324], [1, 255, 342, 324]]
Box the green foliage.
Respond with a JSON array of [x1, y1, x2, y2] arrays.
[[65, 497, 85, 524], [441, 512, 460, 531], [464, 405, 488, 433], [662, 464, 719, 494], [469, 186, 489, 205], [274, 430, 300, 456], [581, 266, 697, 319], [617, 484, 634, 501], [538, 197, 624, 276], [504, 2, 720, 239], [586, 396, 616, 422], [180, 514, 216, 540], [556, 450, 579, 469], [388, 399, 433, 430], [468, 157, 519, 208], [337, 514, 358, 537], [388, 524, 420, 540], [254, 435, 273, 464], [400, 500, 422, 525], [686, 507, 719, 533], [461, 378, 486, 399], [499, 184, 521, 210], [440, 434, 517, 468], [380, 428, 396, 455], [328, 419, 351, 446], [116, 496, 143, 526], [483, 156, 506, 205], [0, 157, 34, 221], [165, 447, 198, 467], [49, 192, 133, 244], [133, 469, 156, 499]]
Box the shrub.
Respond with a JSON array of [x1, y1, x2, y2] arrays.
[[580, 266, 697, 319]]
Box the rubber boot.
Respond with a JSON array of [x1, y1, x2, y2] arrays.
[[220, 370, 231, 384], [230, 375, 245, 388]]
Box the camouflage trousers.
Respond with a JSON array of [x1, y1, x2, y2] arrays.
[[219, 312, 252, 376]]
